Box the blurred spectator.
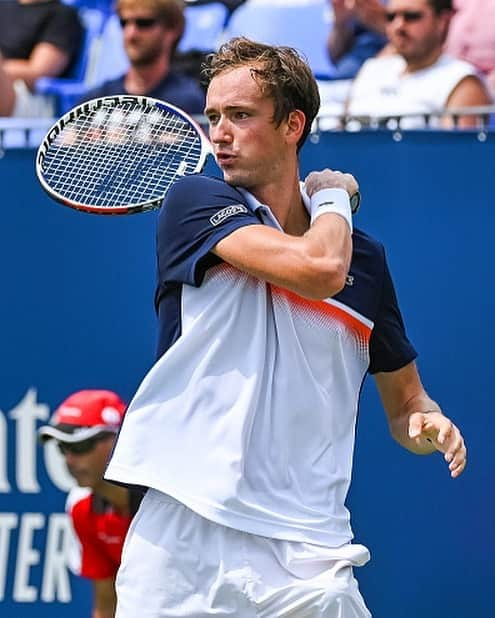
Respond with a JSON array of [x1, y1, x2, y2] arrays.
[[346, 0, 492, 128], [0, 0, 83, 117], [327, 0, 389, 79], [80, 0, 205, 114], [38, 390, 140, 618], [0, 56, 16, 116], [445, 0, 495, 99]]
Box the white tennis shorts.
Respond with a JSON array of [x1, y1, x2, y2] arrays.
[[115, 489, 372, 617]]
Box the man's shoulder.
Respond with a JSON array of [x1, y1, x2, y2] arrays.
[[21, 0, 78, 19], [153, 70, 205, 113], [168, 174, 245, 203], [48, 0, 80, 18], [165, 70, 201, 87], [435, 53, 478, 76], [79, 76, 127, 103], [353, 227, 384, 256], [351, 228, 387, 276], [334, 228, 387, 321]]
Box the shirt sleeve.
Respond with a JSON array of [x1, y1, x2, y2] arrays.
[[368, 250, 417, 374], [156, 174, 261, 289], [38, 5, 83, 59]]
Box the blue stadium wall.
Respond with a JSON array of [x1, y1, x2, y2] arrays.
[[0, 131, 493, 617]]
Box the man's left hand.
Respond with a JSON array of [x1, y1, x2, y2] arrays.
[[408, 411, 467, 478]]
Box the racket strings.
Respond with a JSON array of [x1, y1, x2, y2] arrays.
[[41, 101, 204, 209]]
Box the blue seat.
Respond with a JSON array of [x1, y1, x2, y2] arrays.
[[222, 0, 337, 79], [86, 13, 129, 85], [179, 2, 230, 53]]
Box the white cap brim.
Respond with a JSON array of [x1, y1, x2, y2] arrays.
[[38, 424, 118, 443]]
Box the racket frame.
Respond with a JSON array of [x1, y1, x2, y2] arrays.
[[36, 95, 211, 215]]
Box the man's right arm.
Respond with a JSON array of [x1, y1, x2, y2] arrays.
[[213, 214, 351, 300], [213, 170, 357, 300], [328, 0, 356, 63], [328, 0, 387, 63]]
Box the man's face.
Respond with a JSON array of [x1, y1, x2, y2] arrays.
[[385, 0, 449, 64], [119, 7, 174, 66], [58, 435, 114, 490], [205, 66, 293, 192]]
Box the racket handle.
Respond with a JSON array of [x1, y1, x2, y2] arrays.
[[350, 191, 361, 215]]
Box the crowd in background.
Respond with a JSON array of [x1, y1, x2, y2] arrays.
[[0, 0, 494, 127]]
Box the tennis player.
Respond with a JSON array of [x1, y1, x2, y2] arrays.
[[39, 390, 140, 618], [105, 37, 467, 617]]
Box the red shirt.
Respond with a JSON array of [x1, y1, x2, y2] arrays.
[[66, 487, 132, 579]]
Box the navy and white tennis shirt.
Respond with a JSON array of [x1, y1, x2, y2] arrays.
[[106, 174, 416, 548]]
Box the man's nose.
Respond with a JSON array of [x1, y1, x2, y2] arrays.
[[210, 117, 233, 143]]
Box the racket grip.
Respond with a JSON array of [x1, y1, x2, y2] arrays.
[[350, 191, 361, 215]]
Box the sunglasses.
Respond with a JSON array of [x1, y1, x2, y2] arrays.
[[386, 10, 425, 23], [119, 17, 160, 30], [57, 435, 108, 456]]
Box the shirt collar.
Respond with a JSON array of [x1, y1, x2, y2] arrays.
[[236, 187, 283, 231]]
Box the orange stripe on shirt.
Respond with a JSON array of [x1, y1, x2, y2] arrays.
[[273, 286, 372, 343]]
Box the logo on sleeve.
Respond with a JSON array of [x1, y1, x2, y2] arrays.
[[210, 204, 248, 226]]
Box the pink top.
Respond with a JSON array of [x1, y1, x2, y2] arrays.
[[445, 0, 495, 73]]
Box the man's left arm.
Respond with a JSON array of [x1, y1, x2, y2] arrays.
[[374, 361, 467, 478], [93, 578, 117, 618], [3, 5, 83, 90]]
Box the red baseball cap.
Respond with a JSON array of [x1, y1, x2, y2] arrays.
[[38, 390, 126, 444]]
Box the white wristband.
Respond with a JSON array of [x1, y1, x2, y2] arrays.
[[310, 187, 353, 232]]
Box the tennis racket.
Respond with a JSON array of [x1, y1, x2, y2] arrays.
[[36, 95, 212, 215]]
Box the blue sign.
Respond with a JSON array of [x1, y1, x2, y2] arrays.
[[1, 132, 494, 617]]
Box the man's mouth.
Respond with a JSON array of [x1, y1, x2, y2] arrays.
[[215, 152, 236, 165]]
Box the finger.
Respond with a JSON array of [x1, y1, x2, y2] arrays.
[[444, 431, 463, 462], [437, 421, 454, 446], [447, 438, 466, 466], [449, 450, 466, 475], [408, 413, 426, 438], [450, 455, 467, 478]]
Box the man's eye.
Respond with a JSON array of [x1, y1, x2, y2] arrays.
[[235, 111, 249, 119]]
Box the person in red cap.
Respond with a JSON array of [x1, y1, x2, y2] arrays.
[[39, 389, 140, 618]]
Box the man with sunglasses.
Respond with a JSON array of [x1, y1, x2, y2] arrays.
[[80, 0, 204, 115], [38, 389, 138, 618], [346, 0, 491, 127]]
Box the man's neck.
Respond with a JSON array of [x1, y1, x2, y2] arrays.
[[93, 480, 130, 515], [404, 48, 443, 74], [253, 174, 309, 236], [124, 57, 171, 95]]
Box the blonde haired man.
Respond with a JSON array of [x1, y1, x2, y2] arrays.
[[81, 0, 204, 114]]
